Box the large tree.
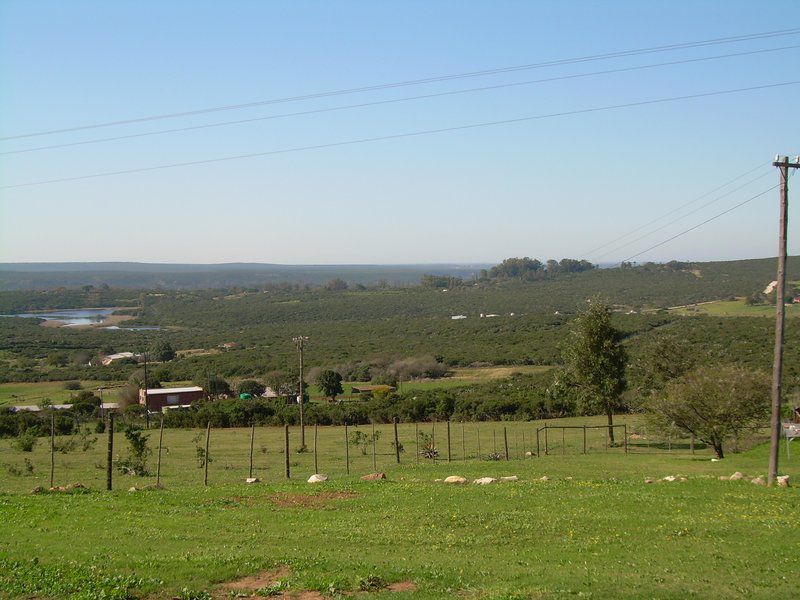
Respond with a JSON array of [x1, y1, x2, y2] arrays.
[[645, 365, 770, 458], [316, 369, 344, 402], [561, 298, 627, 443]]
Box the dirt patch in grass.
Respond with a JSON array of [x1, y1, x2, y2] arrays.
[[268, 491, 358, 508], [386, 581, 417, 592], [218, 565, 290, 591]]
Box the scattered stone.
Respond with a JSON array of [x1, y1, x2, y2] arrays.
[[777, 475, 790, 487], [718, 476, 729, 481], [564, 477, 573, 481], [31, 486, 44, 494], [500, 476, 519, 482], [662, 476, 677, 482], [473, 477, 497, 485], [644, 478, 654, 484], [711, 458, 721, 462], [360, 472, 386, 481], [525, 451, 534, 457], [434, 478, 443, 482], [245, 477, 260, 484], [729, 471, 745, 481], [678, 477, 688, 482], [751, 477, 766, 486], [443, 475, 467, 484], [128, 486, 138, 492], [539, 476, 550, 482], [307, 474, 328, 483]]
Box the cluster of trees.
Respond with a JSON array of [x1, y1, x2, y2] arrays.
[[420, 275, 464, 288], [480, 257, 594, 281]]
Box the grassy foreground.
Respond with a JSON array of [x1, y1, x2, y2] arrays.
[[0, 419, 798, 599]]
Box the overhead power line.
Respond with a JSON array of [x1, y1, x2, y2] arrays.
[[3, 80, 798, 190], [581, 162, 770, 257], [594, 170, 773, 261], [618, 185, 779, 265], [4, 44, 798, 156], [2, 27, 798, 141]]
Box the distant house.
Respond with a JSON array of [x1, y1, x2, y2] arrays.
[[451, 315, 467, 320], [351, 384, 396, 398], [139, 386, 204, 411], [101, 352, 136, 366]]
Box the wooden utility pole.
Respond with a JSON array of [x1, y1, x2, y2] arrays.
[[49, 413, 55, 488], [284, 424, 290, 479], [393, 418, 401, 464], [769, 155, 800, 486], [293, 336, 309, 450]]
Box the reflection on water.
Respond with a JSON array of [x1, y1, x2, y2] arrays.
[[0, 308, 160, 330]]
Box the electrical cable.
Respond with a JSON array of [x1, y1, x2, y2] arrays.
[[3, 80, 797, 190], [617, 185, 779, 265], [4, 44, 798, 156], [581, 162, 770, 257], [594, 170, 773, 261], [2, 27, 798, 141]]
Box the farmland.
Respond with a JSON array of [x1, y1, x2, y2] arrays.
[[0, 417, 797, 599]]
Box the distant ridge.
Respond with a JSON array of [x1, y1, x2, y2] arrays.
[[0, 262, 493, 290]]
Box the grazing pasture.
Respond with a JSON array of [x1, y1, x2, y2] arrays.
[[0, 417, 797, 599]]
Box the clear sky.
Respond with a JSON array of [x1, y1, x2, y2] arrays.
[[1, 1, 798, 265]]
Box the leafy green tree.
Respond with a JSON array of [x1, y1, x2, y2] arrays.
[[317, 370, 344, 402], [561, 298, 627, 443], [645, 365, 770, 458], [628, 335, 695, 408], [150, 340, 176, 362], [324, 278, 348, 291]]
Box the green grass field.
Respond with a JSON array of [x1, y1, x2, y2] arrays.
[[1, 416, 798, 599], [670, 299, 800, 318], [0, 381, 126, 408]]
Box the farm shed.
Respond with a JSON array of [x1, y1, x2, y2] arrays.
[[350, 384, 396, 398], [139, 386, 204, 411]]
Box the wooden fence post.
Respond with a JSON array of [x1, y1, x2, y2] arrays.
[[248, 422, 255, 479], [447, 421, 452, 463], [393, 418, 400, 464], [344, 422, 350, 474], [544, 424, 549, 455], [583, 425, 587, 454], [203, 421, 211, 486], [535, 427, 540, 457], [624, 424, 628, 455], [284, 424, 290, 479], [522, 428, 527, 458], [561, 427, 565, 455], [49, 413, 55, 489], [431, 421, 436, 463], [313, 424, 319, 473], [503, 427, 509, 461], [106, 413, 114, 491], [371, 421, 377, 471], [476, 424, 481, 458], [461, 421, 466, 461], [415, 422, 419, 464], [156, 416, 164, 487]]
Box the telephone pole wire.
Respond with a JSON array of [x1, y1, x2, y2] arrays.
[[768, 154, 800, 486]]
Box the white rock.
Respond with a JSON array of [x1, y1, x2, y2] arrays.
[[777, 475, 790, 487], [245, 477, 260, 484], [751, 476, 766, 486], [473, 477, 498, 485], [128, 486, 137, 492], [443, 475, 467, 484], [711, 458, 721, 462], [500, 476, 518, 482], [307, 474, 328, 483], [539, 476, 550, 482], [662, 476, 677, 482], [729, 471, 745, 481], [525, 451, 534, 457], [644, 478, 654, 484]]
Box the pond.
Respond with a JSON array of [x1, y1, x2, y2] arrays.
[[0, 308, 161, 330]]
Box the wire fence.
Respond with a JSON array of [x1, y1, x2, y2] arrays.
[[0, 414, 718, 493]]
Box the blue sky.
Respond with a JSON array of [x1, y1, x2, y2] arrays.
[[1, 1, 798, 264]]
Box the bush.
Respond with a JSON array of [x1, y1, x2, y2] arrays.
[[63, 380, 82, 390], [13, 430, 38, 452]]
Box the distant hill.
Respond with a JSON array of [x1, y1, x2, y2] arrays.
[[0, 262, 492, 290]]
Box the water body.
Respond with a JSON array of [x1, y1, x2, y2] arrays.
[[0, 308, 160, 330]]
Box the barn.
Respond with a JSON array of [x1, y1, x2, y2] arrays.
[[139, 386, 205, 411]]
